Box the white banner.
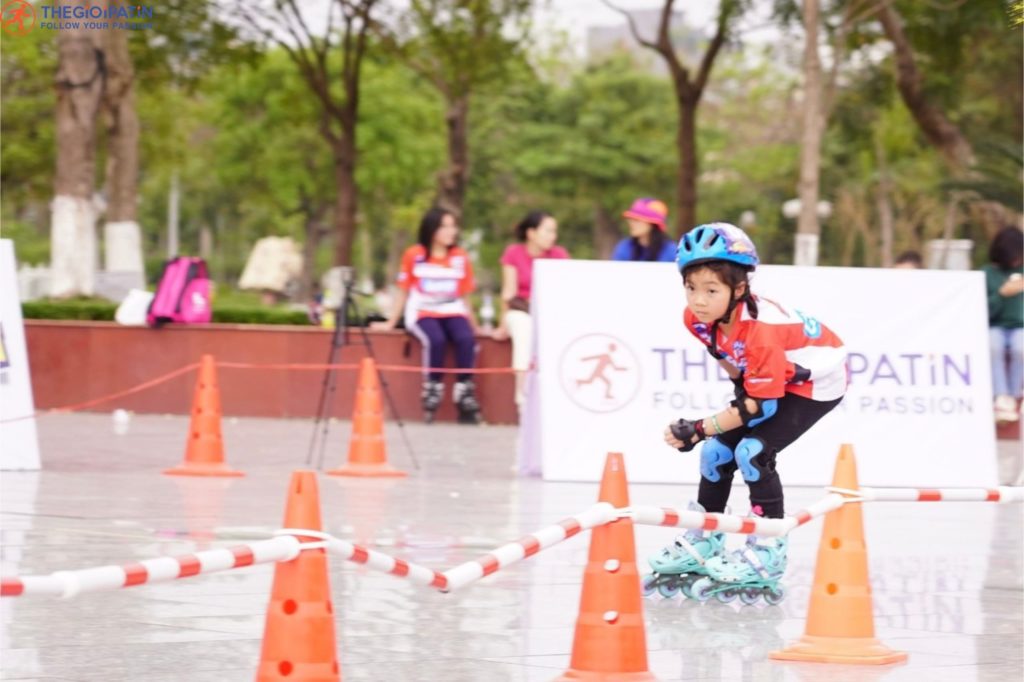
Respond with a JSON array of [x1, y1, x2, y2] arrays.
[[0, 239, 42, 470], [524, 260, 996, 487]]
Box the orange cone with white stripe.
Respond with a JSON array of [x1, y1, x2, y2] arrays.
[[165, 354, 243, 477], [327, 357, 406, 478], [770, 444, 907, 665], [256, 471, 340, 681], [553, 452, 657, 681]]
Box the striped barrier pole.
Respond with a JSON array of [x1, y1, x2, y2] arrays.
[[326, 538, 449, 591], [1, 536, 300, 598], [627, 494, 847, 537], [441, 503, 616, 592], [833, 486, 1024, 503]]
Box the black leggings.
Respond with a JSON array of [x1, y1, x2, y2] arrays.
[[698, 393, 842, 519]]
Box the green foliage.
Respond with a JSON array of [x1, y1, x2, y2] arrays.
[[1, 1, 1020, 280], [0, 24, 58, 218], [22, 298, 312, 326], [3, 219, 51, 265], [22, 299, 118, 321]]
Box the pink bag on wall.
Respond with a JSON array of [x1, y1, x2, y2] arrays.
[[147, 257, 212, 328]]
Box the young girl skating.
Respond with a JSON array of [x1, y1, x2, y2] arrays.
[[645, 222, 847, 604]]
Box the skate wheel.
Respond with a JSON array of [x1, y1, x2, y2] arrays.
[[715, 588, 738, 604], [657, 579, 681, 598], [679, 576, 697, 599], [764, 585, 785, 605], [690, 577, 714, 602], [739, 588, 761, 606], [641, 574, 658, 597]]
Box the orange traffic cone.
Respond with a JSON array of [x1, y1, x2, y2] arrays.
[[770, 444, 907, 665], [165, 354, 243, 477], [553, 452, 657, 681], [256, 471, 340, 681], [327, 357, 406, 478]]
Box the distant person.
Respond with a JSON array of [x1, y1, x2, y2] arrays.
[[494, 211, 570, 411], [984, 227, 1024, 423], [893, 250, 924, 269], [371, 207, 482, 424], [611, 198, 677, 262]]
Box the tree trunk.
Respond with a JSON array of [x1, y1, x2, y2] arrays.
[[101, 23, 144, 280], [437, 94, 470, 220], [592, 204, 619, 259], [50, 20, 105, 297], [676, 97, 698, 236], [332, 135, 358, 266], [874, 138, 895, 267], [876, 1, 973, 173], [795, 0, 824, 266], [300, 208, 326, 301]]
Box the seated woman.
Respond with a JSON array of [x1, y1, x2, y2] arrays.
[[611, 197, 677, 262], [372, 207, 481, 424], [494, 211, 570, 412]]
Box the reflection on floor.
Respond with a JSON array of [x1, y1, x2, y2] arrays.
[[2, 414, 1021, 681]]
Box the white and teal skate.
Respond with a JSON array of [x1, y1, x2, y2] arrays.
[[642, 528, 727, 599], [689, 535, 788, 606]]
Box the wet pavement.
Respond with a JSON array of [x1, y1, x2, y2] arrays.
[[1, 413, 1022, 681]]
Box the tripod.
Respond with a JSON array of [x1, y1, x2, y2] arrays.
[[306, 270, 419, 472]]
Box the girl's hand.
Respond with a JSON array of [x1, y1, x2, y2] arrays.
[[491, 326, 510, 341], [664, 425, 685, 449], [370, 320, 395, 331]]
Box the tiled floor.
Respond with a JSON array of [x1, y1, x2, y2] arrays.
[[2, 413, 1021, 681]]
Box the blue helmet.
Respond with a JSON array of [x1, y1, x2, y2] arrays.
[[676, 222, 759, 272]]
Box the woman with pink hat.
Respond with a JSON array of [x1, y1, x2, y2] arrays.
[[611, 197, 677, 262]]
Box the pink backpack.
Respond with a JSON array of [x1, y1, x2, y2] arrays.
[[147, 257, 212, 328]]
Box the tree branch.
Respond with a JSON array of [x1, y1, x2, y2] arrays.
[[694, 0, 735, 94]]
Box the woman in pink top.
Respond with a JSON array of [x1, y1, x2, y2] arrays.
[[495, 211, 570, 409]]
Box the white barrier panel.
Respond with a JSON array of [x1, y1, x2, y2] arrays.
[[525, 260, 996, 487], [0, 240, 41, 470]]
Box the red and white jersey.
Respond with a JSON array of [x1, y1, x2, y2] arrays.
[[683, 297, 847, 401], [397, 245, 475, 320]]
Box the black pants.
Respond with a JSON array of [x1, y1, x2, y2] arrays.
[[698, 393, 843, 519]]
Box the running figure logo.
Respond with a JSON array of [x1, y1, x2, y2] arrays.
[[1, 1, 35, 37], [560, 333, 641, 413], [575, 343, 626, 398]]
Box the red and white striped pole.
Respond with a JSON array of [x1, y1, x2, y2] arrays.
[[327, 537, 448, 591], [442, 503, 616, 591], [836, 486, 1024, 503], [627, 494, 845, 537], [1, 536, 299, 598]]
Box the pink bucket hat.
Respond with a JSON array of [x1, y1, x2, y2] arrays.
[[622, 198, 669, 231]]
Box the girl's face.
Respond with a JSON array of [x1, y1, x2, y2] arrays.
[[527, 216, 559, 251], [433, 213, 459, 248], [627, 218, 654, 238], [684, 267, 743, 324]]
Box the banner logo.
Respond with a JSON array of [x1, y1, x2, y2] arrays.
[[559, 333, 641, 413]]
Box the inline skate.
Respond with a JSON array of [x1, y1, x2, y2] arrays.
[[689, 534, 788, 605], [453, 380, 482, 424], [422, 380, 443, 423], [642, 503, 727, 599]]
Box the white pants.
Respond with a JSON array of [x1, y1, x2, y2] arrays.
[[505, 310, 533, 406]]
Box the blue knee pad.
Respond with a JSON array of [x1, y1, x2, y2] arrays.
[[700, 438, 735, 483], [736, 437, 768, 482]]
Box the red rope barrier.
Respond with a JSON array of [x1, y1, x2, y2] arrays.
[[0, 363, 199, 424], [2, 358, 518, 423]]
